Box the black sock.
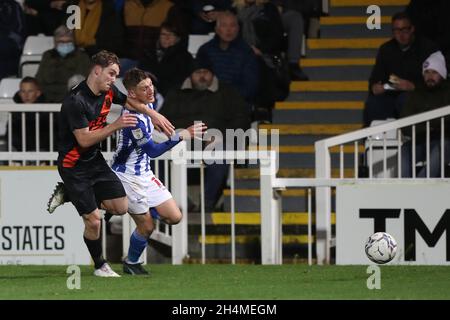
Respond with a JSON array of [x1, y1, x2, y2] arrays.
[[83, 235, 106, 269]]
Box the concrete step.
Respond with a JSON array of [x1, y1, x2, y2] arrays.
[[281, 151, 357, 168], [300, 58, 375, 67], [209, 211, 335, 225], [235, 178, 260, 189], [320, 16, 392, 38], [222, 189, 337, 212], [306, 48, 377, 58], [276, 134, 343, 145], [259, 123, 363, 135], [235, 167, 356, 179], [249, 145, 363, 169], [287, 91, 368, 101], [302, 65, 372, 81], [307, 38, 388, 50], [273, 100, 365, 124], [290, 80, 368, 92], [273, 108, 363, 124], [330, 0, 409, 7], [329, 5, 405, 16], [275, 101, 364, 109]]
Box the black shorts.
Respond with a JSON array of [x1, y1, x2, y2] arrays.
[[58, 152, 126, 216]]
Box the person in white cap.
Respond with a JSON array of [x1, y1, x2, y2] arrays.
[[400, 50, 450, 177]]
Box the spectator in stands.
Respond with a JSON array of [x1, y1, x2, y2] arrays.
[[23, 0, 68, 36], [400, 51, 450, 178], [13, 76, 46, 104], [71, 0, 125, 57], [123, 0, 185, 61], [11, 77, 56, 153], [363, 12, 439, 127], [271, 0, 310, 80], [233, 0, 288, 122], [161, 58, 251, 211], [190, 0, 232, 35], [0, 0, 25, 79], [36, 25, 90, 102], [139, 22, 193, 96], [196, 11, 259, 106], [406, 0, 450, 70]]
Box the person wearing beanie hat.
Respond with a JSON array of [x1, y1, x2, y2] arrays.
[[190, 58, 214, 74], [363, 11, 439, 127], [400, 51, 450, 177], [422, 51, 447, 86]]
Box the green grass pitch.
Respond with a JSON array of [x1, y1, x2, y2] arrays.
[[0, 265, 449, 300]]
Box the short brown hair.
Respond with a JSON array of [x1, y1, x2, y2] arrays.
[[91, 50, 120, 69], [123, 68, 151, 90], [20, 76, 41, 89]]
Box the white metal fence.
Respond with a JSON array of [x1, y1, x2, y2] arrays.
[[259, 105, 450, 265], [3, 103, 448, 265], [0, 103, 277, 265]]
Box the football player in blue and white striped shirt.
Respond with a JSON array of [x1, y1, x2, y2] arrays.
[[112, 68, 206, 275]]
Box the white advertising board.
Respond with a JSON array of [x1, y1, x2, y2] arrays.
[[336, 182, 450, 265], [0, 170, 91, 265]]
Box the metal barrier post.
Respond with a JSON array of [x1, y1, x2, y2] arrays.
[[260, 150, 282, 264], [170, 142, 188, 265], [315, 140, 332, 264]]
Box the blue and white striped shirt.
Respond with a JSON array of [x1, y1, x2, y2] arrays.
[[112, 104, 180, 176]]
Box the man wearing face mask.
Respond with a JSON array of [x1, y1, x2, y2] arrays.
[[36, 25, 91, 102]]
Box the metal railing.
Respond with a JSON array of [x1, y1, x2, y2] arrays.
[[258, 105, 450, 265], [0, 103, 278, 265]]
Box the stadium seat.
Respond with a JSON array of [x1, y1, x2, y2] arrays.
[[20, 35, 54, 77], [188, 34, 214, 57], [0, 78, 20, 143], [0, 78, 21, 101], [364, 119, 399, 178]]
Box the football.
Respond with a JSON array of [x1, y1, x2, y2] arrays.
[[365, 232, 398, 264]]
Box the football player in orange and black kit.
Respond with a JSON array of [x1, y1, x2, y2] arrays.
[[48, 50, 174, 277]]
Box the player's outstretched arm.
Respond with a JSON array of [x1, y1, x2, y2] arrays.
[[135, 122, 207, 158], [125, 97, 175, 137], [74, 114, 137, 148]]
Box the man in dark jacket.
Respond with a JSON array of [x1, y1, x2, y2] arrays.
[[36, 25, 91, 102], [161, 58, 250, 211], [139, 22, 193, 96], [364, 12, 438, 127], [400, 51, 450, 177], [196, 11, 259, 105], [0, 0, 25, 79]]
